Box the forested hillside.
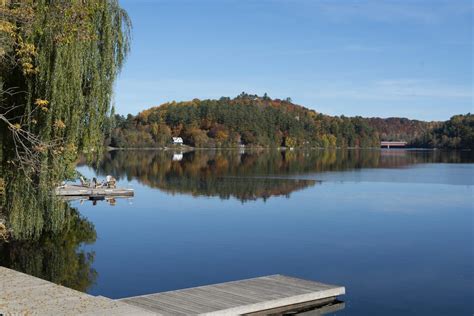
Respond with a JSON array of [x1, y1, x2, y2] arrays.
[[109, 93, 379, 148], [109, 94, 472, 149], [365, 117, 436, 143], [411, 114, 474, 149]]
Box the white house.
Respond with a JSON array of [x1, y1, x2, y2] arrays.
[[172, 137, 183, 145]]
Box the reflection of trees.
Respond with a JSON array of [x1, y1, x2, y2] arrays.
[[0, 171, 97, 292], [161, 177, 316, 202], [0, 203, 97, 292], [91, 150, 320, 201], [89, 149, 471, 202]]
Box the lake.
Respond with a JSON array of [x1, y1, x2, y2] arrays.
[[1, 149, 473, 315]]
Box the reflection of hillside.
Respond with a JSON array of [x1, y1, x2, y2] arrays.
[[88, 149, 471, 202], [92, 150, 319, 201], [158, 177, 317, 202]]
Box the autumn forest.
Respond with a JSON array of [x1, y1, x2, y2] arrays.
[[109, 93, 474, 150]]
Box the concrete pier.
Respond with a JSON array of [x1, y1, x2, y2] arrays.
[[0, 267, 152, 315]]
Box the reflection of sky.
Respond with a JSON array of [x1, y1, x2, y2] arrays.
[[76, 163, 473, 316], [294, 164, 474, 186]]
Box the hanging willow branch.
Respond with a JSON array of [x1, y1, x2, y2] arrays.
[[1, 0, 131, 177], [0, 0, 132, 242]]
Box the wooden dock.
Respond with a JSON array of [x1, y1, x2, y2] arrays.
[[120, 275, 345, 315], [0, 267, 345, 315], [55, 184, 134, 198]]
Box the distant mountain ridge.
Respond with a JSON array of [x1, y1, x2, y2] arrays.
[[108, 93, 473, 149]]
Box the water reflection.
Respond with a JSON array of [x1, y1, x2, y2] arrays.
[[1, 148, 472, 301], [301, 300, 345, 315], [0, 201, 97, 292], [86, 149, 472, 202]]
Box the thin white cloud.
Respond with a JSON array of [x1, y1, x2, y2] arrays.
[[306, 78, 472, 101], [253, 44, 384, 57], [114, 77, 264, 113], [313, 0, 473, 24], [114, 77, 472, 121]]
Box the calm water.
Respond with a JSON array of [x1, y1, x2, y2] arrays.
[[2, 149, 474, 315]]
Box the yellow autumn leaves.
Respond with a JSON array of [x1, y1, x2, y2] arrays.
[[0, 19, 38, 75], [35, 99, 49, 112], [0, 20, 15, 35], [33, 99, 66, 129], [1, 4, 38, 74], [16, 41, 38, 75]]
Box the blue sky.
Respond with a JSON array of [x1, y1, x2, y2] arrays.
[[115, 0, 473, 121]]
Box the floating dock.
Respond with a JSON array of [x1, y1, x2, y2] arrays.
[[55, 184, 134, 198], [120, 275, 345, 315], [0, 267, 345, 315]]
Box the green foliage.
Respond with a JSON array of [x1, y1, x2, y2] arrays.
[[110, 94, 380, 148], [411, 114, 474, 149], [0, 2, 128, 289], [0, 0, 130, 233], [1, 0, 131, 173], [110, 96, 472, 150]]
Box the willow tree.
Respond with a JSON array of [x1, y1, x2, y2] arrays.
[[2, 0, 130, 170], [0, 0, 131, 240]]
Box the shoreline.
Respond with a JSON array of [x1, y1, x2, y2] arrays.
[[106, 146, 471, 151]]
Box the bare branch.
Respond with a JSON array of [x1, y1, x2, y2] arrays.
[[0, 88, 60, 177]]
